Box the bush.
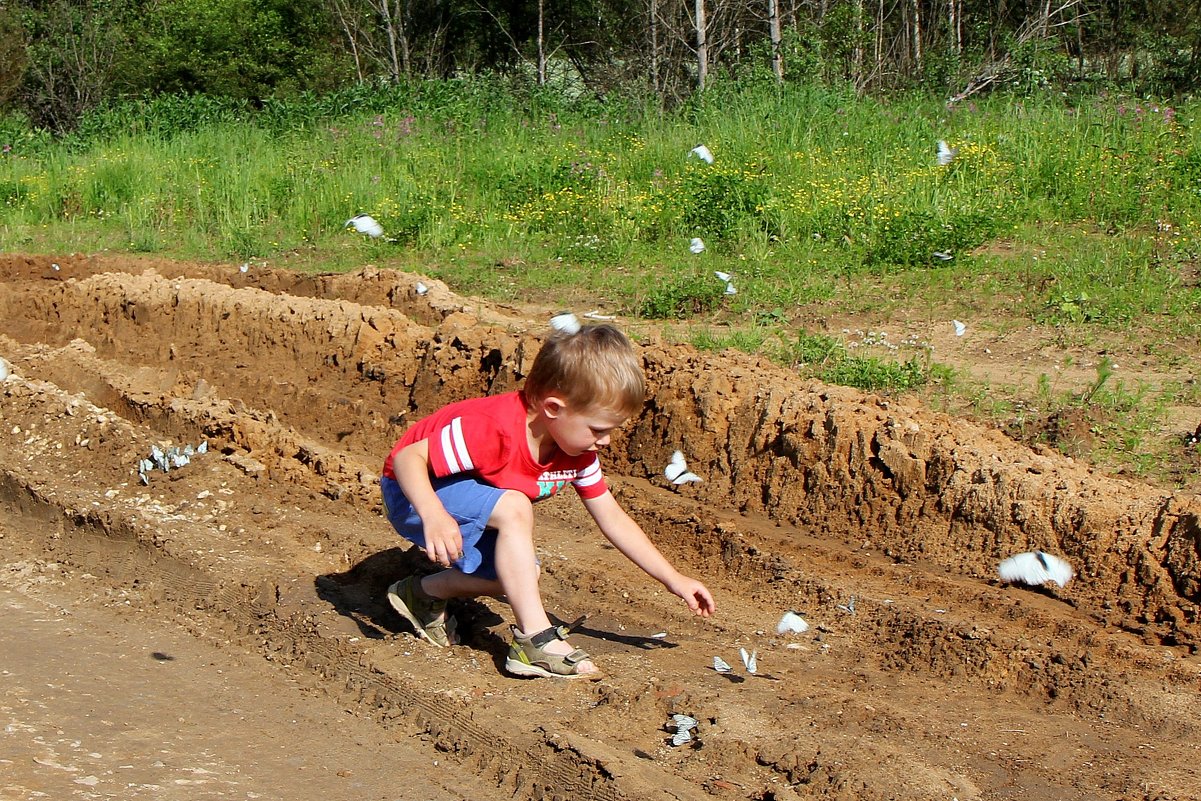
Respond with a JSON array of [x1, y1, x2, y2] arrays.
[[636, 271, 728, 319]]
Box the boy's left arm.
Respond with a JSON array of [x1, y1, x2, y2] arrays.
[[582, 491, 715, 617]]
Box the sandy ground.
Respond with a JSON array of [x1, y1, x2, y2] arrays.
[[0, 535, 487, 801], [1, 253, 1200, 801]]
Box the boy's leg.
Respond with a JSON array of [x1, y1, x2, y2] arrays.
[[488, 491, 598, 677], [422, 569, 502, 599]]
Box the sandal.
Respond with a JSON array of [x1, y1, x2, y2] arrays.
[[386, 576, 458, 647], [505, 622, 602, 680]]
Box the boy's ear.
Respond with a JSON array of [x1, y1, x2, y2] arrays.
[[541, 395, 568, 419]]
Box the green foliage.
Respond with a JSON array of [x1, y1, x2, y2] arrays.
[[131, 0, 349, 101], [862, 209, 1000, 268], [636, 272, 728, 319], [676, 163, 771, 240], [821, 356, 929, 392], [16, 0, 141, 131]]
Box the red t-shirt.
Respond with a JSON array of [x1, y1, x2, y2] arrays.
[[382, 391, 609, 501]]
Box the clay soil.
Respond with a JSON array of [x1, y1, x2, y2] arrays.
[[1, 253, 1200, 801]]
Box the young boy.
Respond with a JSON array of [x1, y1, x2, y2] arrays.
[[380, 316, 715, 679]]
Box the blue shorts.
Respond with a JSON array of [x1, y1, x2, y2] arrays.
[[380, 474, 507, 580]]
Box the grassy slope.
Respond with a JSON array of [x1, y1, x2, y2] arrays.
[[2, 84, 1199, 488]]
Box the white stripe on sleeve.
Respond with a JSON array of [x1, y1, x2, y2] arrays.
[[450, 417, 474, 470], [574, 457, 604, 487], [440, 425, 460, 473]]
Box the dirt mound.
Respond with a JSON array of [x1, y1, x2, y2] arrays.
[[2, 253, 1199, 801]]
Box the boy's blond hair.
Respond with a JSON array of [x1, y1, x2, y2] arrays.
[[522, 323, 645, 418]]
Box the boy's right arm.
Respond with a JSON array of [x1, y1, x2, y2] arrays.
[[391, 439, 464, 568]]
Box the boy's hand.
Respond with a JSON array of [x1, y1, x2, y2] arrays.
[[421, 509, 464, 568], [669, 575, 715, 617]]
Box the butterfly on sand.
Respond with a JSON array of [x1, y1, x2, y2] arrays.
[[550, 312, 582, 335], [670, 714, 698, 746], [664, 450, 702, 485], [776, 611, 809, 635], [713, 655, 733, 673], [739, 647, 758, 675], [997, 551, 1074, 588]]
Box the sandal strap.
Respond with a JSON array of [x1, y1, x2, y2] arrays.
[[528, 625, 565, 649], [560, 648, 590, 666]]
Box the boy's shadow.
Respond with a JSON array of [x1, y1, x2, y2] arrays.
[[315, 547, 679, 675], [314, 547, 511, 671]]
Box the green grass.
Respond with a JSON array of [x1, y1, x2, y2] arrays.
[[2, 81, 1200, 485]]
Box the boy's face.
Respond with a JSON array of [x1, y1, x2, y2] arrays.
[[542, 398, 627, 456]]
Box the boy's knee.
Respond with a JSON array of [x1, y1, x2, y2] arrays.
[[490, 490, 533, 529]]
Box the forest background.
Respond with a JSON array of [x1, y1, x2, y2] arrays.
[[1, 0, 1200, 491]]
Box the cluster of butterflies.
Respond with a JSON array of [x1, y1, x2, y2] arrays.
[[138, 440, 209, 486], [713, 647, 759, 676]]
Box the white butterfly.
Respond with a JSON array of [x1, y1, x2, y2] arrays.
[[714, 271, 736, 295], [776, 611, 809, 635], [197, 440, 208, 454], [664, 450, 702, 484], [713, 656, 733, 673], [740, 647, 758, 675], [415, 281, 429, 296], [670, 713, 698, 745], [550, 312, 582, 335], [345, 214, 384, 238], [690, 144, 715, 164], [582, 310, 616, 321], [239, 263, 249, 273], [953, 320, 966, 337], [689, 237, 705, 254], [997, 551, 1074, 588], [0, 357, 9, 382], [932, 251, 953, 261], [937, 140, 958, 166], [672, 713, 698, 732], [651, 632, 668, 639]]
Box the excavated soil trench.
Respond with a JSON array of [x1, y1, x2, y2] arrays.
[[1, 253, 1199, 801]]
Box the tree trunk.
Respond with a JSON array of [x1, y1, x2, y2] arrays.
[[649, 0, 659, 94], [912, 0, 923, 68], [537, 0, 546, 86], [950, 0, 961, 55], [768, 0, 783, 82], [852, 0, 864, 86], [378, 0, 402, 81], [881, 0, 889, 72], [695, 0, 707, 91], [327, 0, 366, 83]]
